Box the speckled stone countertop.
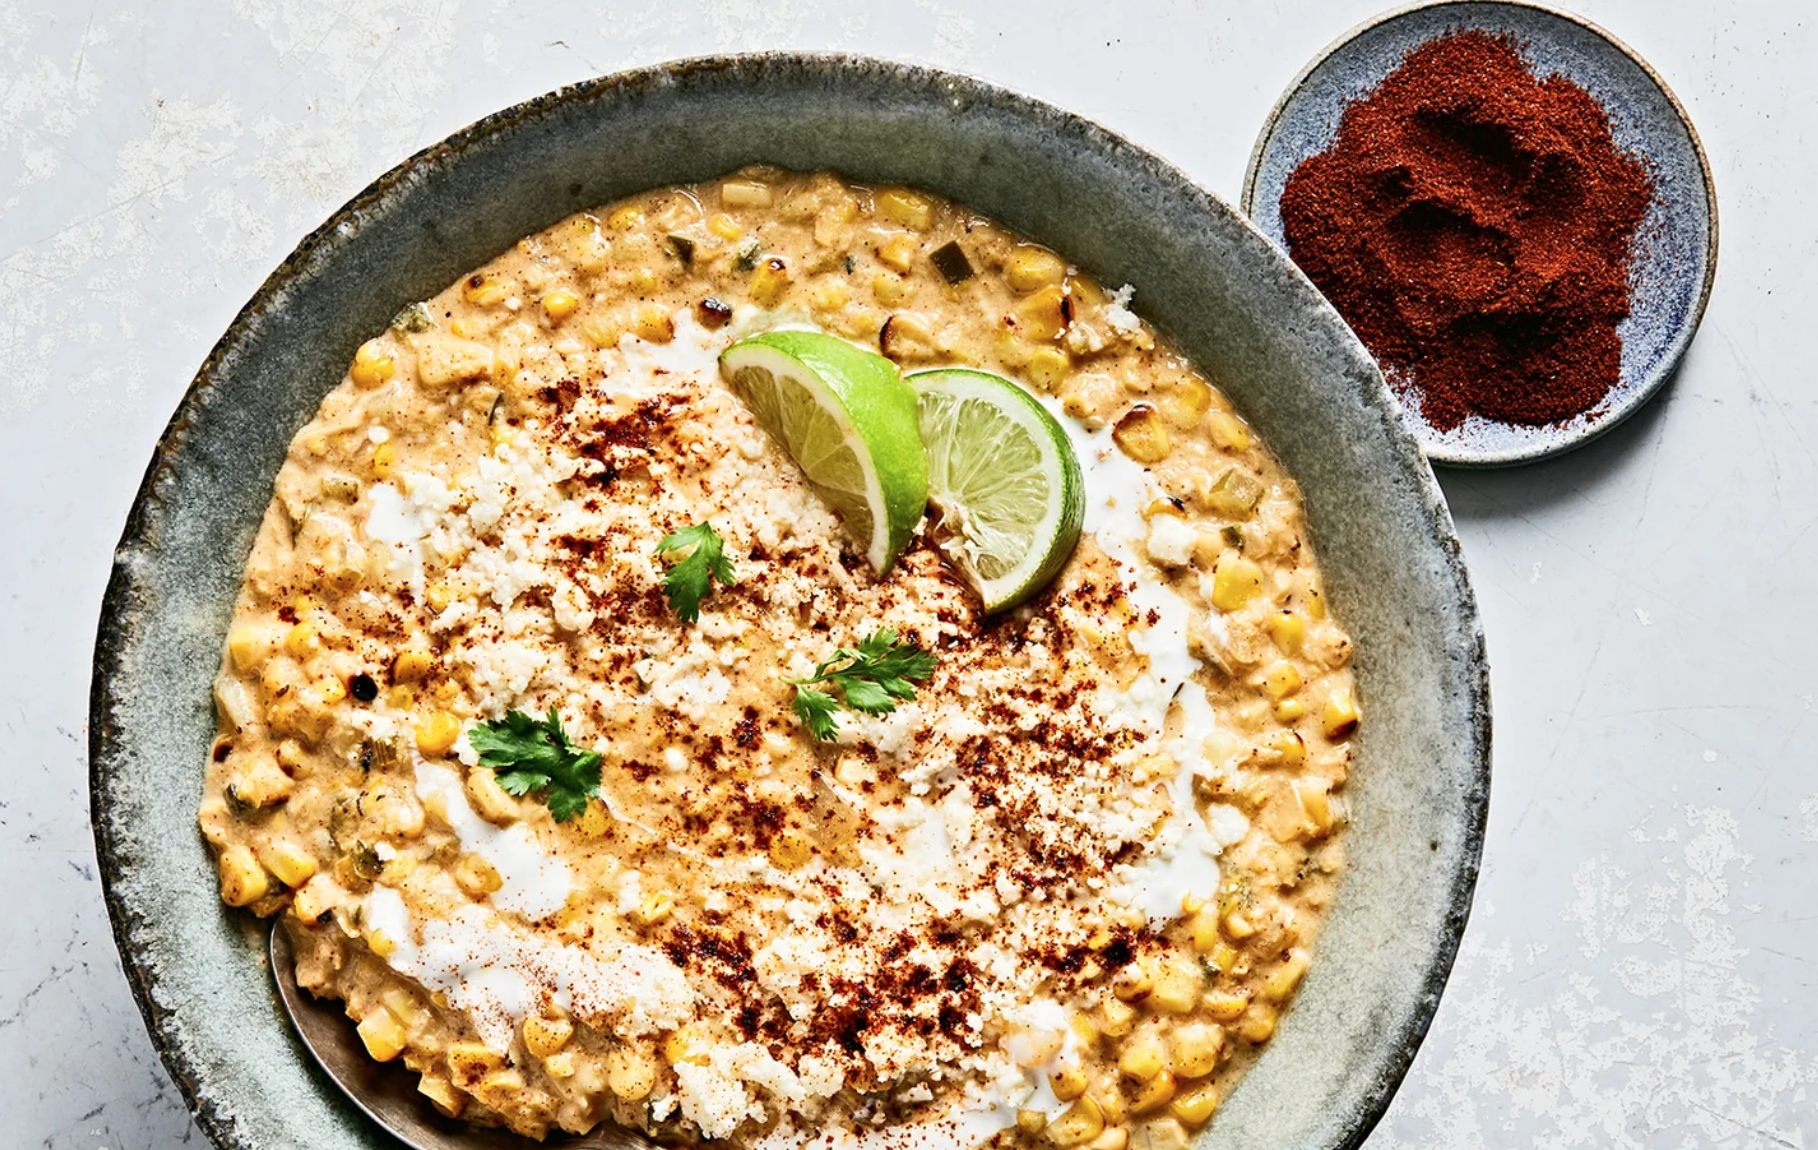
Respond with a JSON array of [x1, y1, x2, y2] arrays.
[[3, 2, 1812, 1147]]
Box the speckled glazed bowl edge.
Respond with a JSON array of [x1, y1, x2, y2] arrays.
[[1241, 0, 1719, 468], [92, 53, 1490, 1150]]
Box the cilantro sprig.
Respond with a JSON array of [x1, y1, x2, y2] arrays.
[[468, 708, 602, 823], [655, 521, 736, 623], [787, 629, 938, 741]]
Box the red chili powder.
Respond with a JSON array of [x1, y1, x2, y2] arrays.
[[1279, 30, 1652, 430]]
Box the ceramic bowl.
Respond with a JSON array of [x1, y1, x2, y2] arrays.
[[91, 54, 1490, 1150], [1244, 0, 1718, 467]]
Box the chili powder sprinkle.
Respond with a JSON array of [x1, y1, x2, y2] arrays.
[[1279, 30, 1653, 430]]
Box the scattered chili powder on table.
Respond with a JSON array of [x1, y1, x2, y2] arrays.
[[1279, 30, 1653, 430]]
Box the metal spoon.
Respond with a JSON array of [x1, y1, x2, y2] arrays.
[[269, 922, 654, 1150]]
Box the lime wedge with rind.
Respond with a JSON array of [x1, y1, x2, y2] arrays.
[[908, 368, 1084, 613], [720, 331, 929, 574]]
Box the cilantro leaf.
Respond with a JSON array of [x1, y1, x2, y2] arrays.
[[655, 521, 736, 623], [786, 629, 938, 740], [469, 707, 602, 823]]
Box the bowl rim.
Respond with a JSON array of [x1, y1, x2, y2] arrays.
[[1240, 0, 1720, 468], [90, 50, 1491, 1150]]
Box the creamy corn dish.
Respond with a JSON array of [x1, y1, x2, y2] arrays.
[[200, 169, 1360, 1150]]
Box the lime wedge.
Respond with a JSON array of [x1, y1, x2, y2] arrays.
[[907, 368, 1084, 613], [719, 331, 929, 574]]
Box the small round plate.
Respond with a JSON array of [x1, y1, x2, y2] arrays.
[[1243, 0, 1718, 468]]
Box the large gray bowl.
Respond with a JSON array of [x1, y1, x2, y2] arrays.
[[91, 55, 1489, 1150]]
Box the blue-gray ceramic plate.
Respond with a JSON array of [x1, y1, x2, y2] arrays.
[[91, 55, 1489, 1150], [1244, 0, 1717, 467]]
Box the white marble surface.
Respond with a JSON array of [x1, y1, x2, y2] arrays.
[[3, 1, 1813, 1146]]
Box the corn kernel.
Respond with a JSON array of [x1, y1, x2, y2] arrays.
[[750, 257, 791, 307], [414, 711, 461, 756], [316, 676, 346, 707], [721, 178, 774, 208], [283, 621, 321, 660], [392, 647, 433, 683], [632, 890, 675, 926], [367, 928, 396, 958], [1262, 728, 1308, 768], [1069, 1011, 1101, 1050], [1089, 1128, 1129, 1150], [1156, 377, 1213, 429], [580, 316, 620, 348], [1112, 961, 1154, 1003], [606, 206, 644, 231], [1148, 957, 1203, 1014], [350, 341, 396, 389], [383, 987, 429, 1031], [1211, 554, 1264, 612], [523, 1015, 574, 1058], [877, 187, 934, 231], [1118, 1032, 1166, 1081], [1187, 910, 1222, 954], [447, 1040, 503, 1082], [1202, 991, 1250, 1023], [630, 304, 674, 344], [1045, 1097, 1105, 1147], [227, 627, 266, 672], [1005, 246, 1068, 292], [607, 1046, 657, 1100], [371, 441, 395, 480], [1097, 1086, 1130, 1126], [878, 234, 919, 274], [768, 829, 815, 870], [418, 1073, 465, 1118], [1169, 1082, 1219, 1127], [708, 213, 744, 241], [873, 272, 908, 306], [1171, 1023, 1223, 1079], [1296, 780, 1334, 835], [1263, 949, 1311, 1003], [461, 274, 508, 308], [543, 1051, 577, 1079], [1135, 1120, 1191, 1150], [1263, 662, 1303, 699], [664, 1022, 711, 1066], [812, 280, 851, 311], [217, 845, 269, 907], [357, 1007, 408, 1062], [1207, 410, 1251, 451], [1015, 284, 1068, 341], [573, 798, 610, 840], [1239, 1008, 1277, 1044], [1026, 346, 1071, 391], [1323, 689, 1361, 739], [1017, 1110, 1048, 1137], [1269, 610, 1306, 655], [1275, 697, 1307, 723], [1051, 1064, 1090, 1102], [454, 853, 503, 898], [1129, 1070, 1176, 1115], [1100, 998, 1138, 1037], [541, 290, 580, 323], [259, 841, 318, 888]]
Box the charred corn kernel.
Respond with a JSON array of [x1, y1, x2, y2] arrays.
[[632, 890, 675, 927], [1118, 1032, 1166, 1080], [1149, 958, 1203, 1014], [1212, 554, 1264, 612], [768, 829, 815, 870], [1269, 610, 1306, 655], [573, 798, 609, 840], [628, 303, 672, 343], [218, 845, 269, 907], [1275, 697, 1308, 723], [284, 621, 321, 659], [276, 739, 309, 776], [1170, 1023, 1223, 1079], [606, 1045, 657, 1099], [1323, 689, 1361, 739], [1207, 410, 1251, 451], [350, 341, 396, 388], [1015, 284, 1069, 341], [259, 841, 317, 888], [877, 187, 934, 231], [461, 274, 508, 308], [1006, 246, 1068, 292], [1203, 991, 1251, 1022], [523, 1015, 574, 1058], [1156, 376, 1213, 428], [1100, 998, 1138, 1037], [392, 647, 433, 683], [1239, 1008, 1277, 1044], [541, 290, 580, 323], [418, 1073, 465, 1118], [1129, 1071, 1176, 1115], [227, 627, 266, 672], [371, 441, 395, 479], [1135, 1119, 1191, 1150], [1046, 1097, 1105, 1147], [721, 178, 773, 208], [811, 280, 851, 311], [357, 1007, 407, 1062], [750, 257, 791, 307], [1263, 728, 1308, 768], [606, 205, 644, 231], [873, 272, 909, 306], [1089, 1128, 1129, 1150], [878, 234, 919, 274], [1112, 405, 1171, 464], [454, 853, 503, 898], [1263, 949, 1311, 1003], [1050, 1064, 1090, 1102], [414, 710, 461, 756], [1112, 961, 1154, 1003], [707, 213, 743, 241], [367, 929, 397, 958], [1169, 1083, 1219, 1127], [1017, 1110, 1048, 1137], [1264, 662, 1304, 699], [1026, 346, 1071, 391]]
